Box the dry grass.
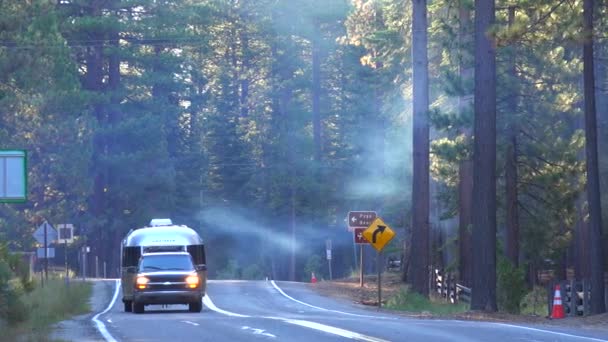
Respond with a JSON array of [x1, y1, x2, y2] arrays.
[[313, 272, 408, 307], [311, 272, 608, 332], [4, 276, 92, 342]]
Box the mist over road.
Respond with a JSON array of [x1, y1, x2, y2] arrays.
[[93, 280, 608, 342]]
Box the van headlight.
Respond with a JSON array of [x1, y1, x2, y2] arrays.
[[186, 275, 199, 288], [136, 276, 149, 289]]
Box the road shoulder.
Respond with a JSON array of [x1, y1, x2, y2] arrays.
[[50, 279, 116, 342], [310, 276, 608, 333]]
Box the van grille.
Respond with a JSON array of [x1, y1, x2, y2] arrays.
[[146, 282, 189, 291], [147, 274, 186, 283]]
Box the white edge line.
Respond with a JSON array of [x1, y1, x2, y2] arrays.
[[92, 279, 120, 342], [270, 280, 385, 318], [265, 316, 389, 342], [203, 294, 250, 317], [205, 287, 385, 342], [493, 323, 608, 342]]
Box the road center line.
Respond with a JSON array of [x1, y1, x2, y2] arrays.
[[182, 320, 200, 326], [270, 280, 387, 319], [492, 323, 608, 342], [242, 326, 277, 338], [92, 279, 120, 342]]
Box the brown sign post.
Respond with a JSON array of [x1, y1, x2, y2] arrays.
[[348, 211, 376, 287]]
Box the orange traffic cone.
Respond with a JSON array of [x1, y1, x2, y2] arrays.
[[551, 284, 565, 319], [311, 272, 317, 283]]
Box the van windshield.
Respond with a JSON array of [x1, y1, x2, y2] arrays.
[[139, 254, 194, 271]]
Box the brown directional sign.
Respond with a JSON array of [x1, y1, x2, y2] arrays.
[[348, 211, 377, 229], [353, 228, 368, 244]]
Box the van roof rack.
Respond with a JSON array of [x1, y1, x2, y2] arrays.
[[149, 218, 173, 227]]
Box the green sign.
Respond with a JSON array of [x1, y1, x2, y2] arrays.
[[0, 150, 27, 202]]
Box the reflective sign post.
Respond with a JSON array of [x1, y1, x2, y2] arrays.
[[44, 222, 48, 283], [377, 251, 382, 309], [326, 239, 333, 281], [348, 211, 377, 288], [360, 245, 364, 287], [362, 217, 396, 310]]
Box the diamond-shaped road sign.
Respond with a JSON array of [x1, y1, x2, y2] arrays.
[[362, 217, 396, 252], [33, 221, 57, 246], [347, 211, 377, 231]]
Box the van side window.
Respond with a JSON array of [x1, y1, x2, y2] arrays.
[[187, 244, 206, 265], [122, 246, 141, 267]]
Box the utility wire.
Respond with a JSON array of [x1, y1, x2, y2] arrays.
[[0, 36, 211, 50]]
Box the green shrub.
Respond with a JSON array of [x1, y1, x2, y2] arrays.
[[304, 254, 323, 280], [0, 259, 28, 325], [386, 287, 468, 315], [242, 263, 264, 280], [497, 259, 527, 314], [520, 286, 548, 316], [216, 259, 240, 280]]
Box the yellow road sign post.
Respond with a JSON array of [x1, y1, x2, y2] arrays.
[[362, 217, 396, 309]]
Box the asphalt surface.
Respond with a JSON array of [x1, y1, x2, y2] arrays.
[[93, 279, 608, 342]]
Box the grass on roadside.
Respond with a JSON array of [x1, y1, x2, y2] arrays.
[[4, 277, 92, 341], [385, 287, 468, 315]]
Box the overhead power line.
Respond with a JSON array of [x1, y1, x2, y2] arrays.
[[0, 36, 210, 50]]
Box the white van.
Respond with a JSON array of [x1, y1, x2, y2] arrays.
[[120, 220, 207, 312]]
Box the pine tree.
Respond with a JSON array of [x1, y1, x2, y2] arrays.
[[582, 0, 606, 314], [471, 0, 497, 312], [409, 0, 430, 297]]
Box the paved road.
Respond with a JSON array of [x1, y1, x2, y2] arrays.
[[95, 279, 608, 342]]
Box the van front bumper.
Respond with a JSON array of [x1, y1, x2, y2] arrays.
[[133, 290, 203, 305]]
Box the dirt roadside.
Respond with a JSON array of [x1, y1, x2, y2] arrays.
[[50, 279, 117, 342], [310, 273, 608, 332]]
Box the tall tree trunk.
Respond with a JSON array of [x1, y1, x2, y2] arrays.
[[458, 160, 473, 286], [240, 30, 250, 118], [408, 0, 430, 296], [274, 29, 297, 282], [107, 28, 121, 276], [595, 1, 608, 255], [285, 84, 296, 281], [582, 0, 606, 314], [505, 6, 520, 267], [471, 0, 497, 312], [84, 1, 106, 269], [108, 31, 121, 124], [575, 113, 591, 281], [458, 2, 473, 287], [312, 20, 322, 163]]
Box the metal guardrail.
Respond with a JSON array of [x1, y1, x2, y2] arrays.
[[433, 268, 604, 311], [433, 269, 471, 304], [456, 283, 472, 303]]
